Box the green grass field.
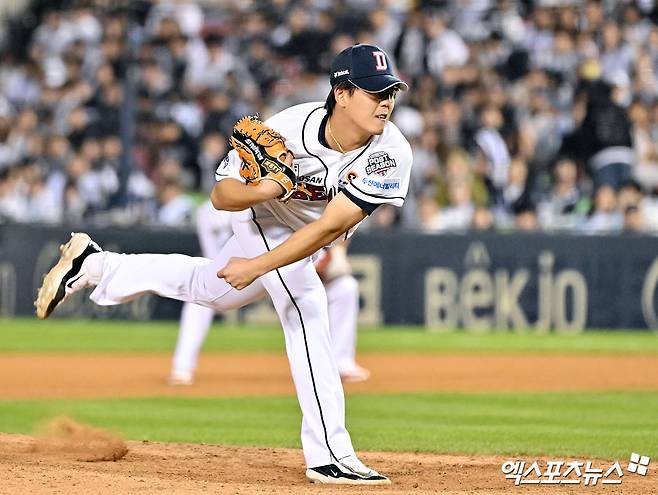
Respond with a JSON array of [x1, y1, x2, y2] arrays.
[[1, 318, 657, 459], [2, 317, 658, 353]]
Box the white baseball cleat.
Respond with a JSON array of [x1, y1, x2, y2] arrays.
[[35, 232, 102, 319], [168, 369, 194, 386], [306, 454, 391, 485], [339, 364, 371, 383]]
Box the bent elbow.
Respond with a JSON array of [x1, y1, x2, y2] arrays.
[[211, 194, 242, 212], [210, 190, 223, 210], [211, 179, 246, 211], [211, 183, 232, 211]]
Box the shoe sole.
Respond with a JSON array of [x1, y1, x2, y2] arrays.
[[35, 233, 92, 319], [168, 373, 194, 386], [340, 370, 371, 383], [168, 378, 194, 386], [305, 469, 391, 485]]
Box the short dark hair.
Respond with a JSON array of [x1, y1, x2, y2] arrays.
[[324, 81, 356, 116]]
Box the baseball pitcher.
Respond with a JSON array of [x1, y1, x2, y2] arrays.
[[36, 44, 411, 485]]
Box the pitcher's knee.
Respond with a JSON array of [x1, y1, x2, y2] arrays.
[[272, 292, 328, 330]]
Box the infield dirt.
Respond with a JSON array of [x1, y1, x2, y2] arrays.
[[1, 352, 657, 494], [1, 352, 658, 398]]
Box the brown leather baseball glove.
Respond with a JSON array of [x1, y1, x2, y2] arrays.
[[229, 116, 297, 201]]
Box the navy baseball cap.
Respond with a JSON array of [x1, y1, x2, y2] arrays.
[[329, 44, 409, 93]]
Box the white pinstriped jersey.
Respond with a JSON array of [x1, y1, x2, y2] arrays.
[[215, 102, 413, 233]]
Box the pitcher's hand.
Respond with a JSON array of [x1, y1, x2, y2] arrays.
[[218, 257, 262, 290]]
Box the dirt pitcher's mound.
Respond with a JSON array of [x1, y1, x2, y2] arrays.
[[0, 437, 656, 494], [7, 417, 128, 462]]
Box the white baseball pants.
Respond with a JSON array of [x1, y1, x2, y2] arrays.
[[86, 208, 356, 467]]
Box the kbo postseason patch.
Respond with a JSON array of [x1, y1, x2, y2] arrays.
[[365, 151, 397, 176]]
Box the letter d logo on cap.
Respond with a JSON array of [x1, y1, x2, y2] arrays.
[[373, 51, 387, 71]]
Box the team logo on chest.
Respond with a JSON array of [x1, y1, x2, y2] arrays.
[[297, 174, 323, 185], [291, 174, 327, 201], [365, 151, 397, 176], [291, 182, 328, 201]]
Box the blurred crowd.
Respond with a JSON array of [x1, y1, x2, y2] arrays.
[[1, 0, 658, 233]]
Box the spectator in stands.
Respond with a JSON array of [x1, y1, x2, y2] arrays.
[[516, 80, 564, 172], [473, 104, 511, 201], [617, 179, 655, 232], [524, 7, 554, 60], [629, 100, 658, 191], [0, 116, 17, 171], [0, 169, 17, 221], [437, 147, 488, 210], [632, 50, 658, 101], [495, 157, 535, 228], [577, 79, 634, 190], [424, 11, 469, 78], [515, 207, 539, 231], [368, 7, 401, 55], [537, 158, 589, 231], [62, 179, 85, 223], [31, 10, 74, 58], [391, 104, 426, 228], [472, 206, 494, 230], [395, 9, 425, 79], [435, 98, 464, 150], [6, 109, 39, 165], [146, 0, 203, 39], [623, 203, 644, 231], [66, 154, 104, 213], [22, 160, 60, 223], [155, 176, 193, 227], [186, 33, 255, 96], [408, 128, 439, 197], [584, 185, 624, 233], [203, 90, 244, 137], [423, 179, 475, 232], [600, 21, 634, 80], [621, 3, 651, 49], [154, 119, 197, 180], [197, 132, 228, 194]]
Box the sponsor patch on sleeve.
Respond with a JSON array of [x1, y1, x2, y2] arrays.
[[361, 176, 400, 191], [365, 151, 397, 176]]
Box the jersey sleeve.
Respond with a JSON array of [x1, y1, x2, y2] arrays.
[[343, 138, 413, 208], [214, 149, 244, 183]]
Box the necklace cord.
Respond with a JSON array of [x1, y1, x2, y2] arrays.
[[327, 120, 346, 154]]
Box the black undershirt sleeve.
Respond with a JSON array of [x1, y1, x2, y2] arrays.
[[341, 188, 380, 215]]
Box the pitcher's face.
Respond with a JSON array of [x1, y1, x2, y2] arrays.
[[341, 87, 398, 136]]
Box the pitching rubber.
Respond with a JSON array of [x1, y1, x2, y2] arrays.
[[35, 233, 92, 319]]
